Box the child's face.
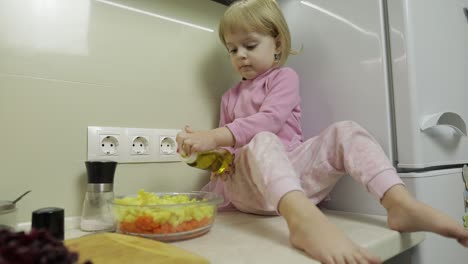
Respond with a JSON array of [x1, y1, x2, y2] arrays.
[[224, 30, 280, 80]]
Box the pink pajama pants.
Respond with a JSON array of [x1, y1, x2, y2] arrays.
[[220, 121, 403, 215]]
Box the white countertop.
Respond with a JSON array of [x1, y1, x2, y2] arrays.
[[173, 210, 424, 264], [18, 210, 425, 264]]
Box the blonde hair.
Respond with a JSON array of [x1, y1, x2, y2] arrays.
[[218, 0, 296, 66]]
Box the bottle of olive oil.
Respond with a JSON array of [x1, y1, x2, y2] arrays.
[[180, 150, 233, 174]]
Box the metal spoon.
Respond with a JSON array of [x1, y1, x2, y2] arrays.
[[12, 190, 31, 204]]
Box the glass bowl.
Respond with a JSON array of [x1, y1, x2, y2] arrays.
[[111, 190, 223, 242]]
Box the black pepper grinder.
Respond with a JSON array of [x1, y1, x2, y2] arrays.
[[80, 160, 117, 232]]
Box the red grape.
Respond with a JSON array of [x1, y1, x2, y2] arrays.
[[0, 228, 89, 264]]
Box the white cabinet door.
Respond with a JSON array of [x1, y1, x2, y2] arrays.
[[390, 0, 468, 169]]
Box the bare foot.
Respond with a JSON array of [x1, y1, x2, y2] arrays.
[[382, 185, 468, 247], [280, 191, 382, 264], [289, 214, 382, 264]]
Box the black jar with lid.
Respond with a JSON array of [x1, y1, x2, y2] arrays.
[[31, 207, 65, 240]]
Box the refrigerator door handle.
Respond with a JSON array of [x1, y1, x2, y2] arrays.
[[463, 165, 468, 190], [464, 166, 468, 222], [420, 112, 467, 136]]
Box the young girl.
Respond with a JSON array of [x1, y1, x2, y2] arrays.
[[177, 0, 468, 263]]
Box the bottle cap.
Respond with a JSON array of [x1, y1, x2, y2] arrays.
[[31, 207, 64, 240], [179, 150, 198, 164]]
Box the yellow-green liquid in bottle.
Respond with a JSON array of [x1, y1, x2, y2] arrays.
[[185, 151, 233, 174]]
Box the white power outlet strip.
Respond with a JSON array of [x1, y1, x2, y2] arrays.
[[87, 126, 181, 163]]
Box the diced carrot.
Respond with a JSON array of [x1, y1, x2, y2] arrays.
[[119, 215, 213, 235], [160, 223, 170, 234], [153, 227, 162, 234], [120, 221, 138, 233], [177, 223, 185, 231], [134, 216, 153, 232], [200, 217, 211, 226]]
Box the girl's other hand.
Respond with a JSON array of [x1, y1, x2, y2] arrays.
[[176, 125, 217, 156]]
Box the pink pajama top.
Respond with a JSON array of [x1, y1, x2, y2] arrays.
[[202, 67, 304, 209]]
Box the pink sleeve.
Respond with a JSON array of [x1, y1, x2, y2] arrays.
[[219, 92, 236, 154], [226, 68, 300, 148]]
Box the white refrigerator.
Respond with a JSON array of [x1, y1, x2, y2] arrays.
[[279, 0, 468, 263]]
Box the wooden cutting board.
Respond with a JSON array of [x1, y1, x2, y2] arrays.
[[65, 233, 209, 264]]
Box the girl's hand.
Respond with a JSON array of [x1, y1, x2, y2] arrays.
[[176, 125, 218, 156], [210, 149, 235, 182]]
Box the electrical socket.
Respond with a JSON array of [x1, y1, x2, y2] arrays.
[[101, 135, 119, 155], [160, 136, 177, 155], [156, 129, 180, 162], [131, 136, 149, 155], [127, 128, 156, 163], [87, 126, 181, 163], [88, 126, 125, 162]]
